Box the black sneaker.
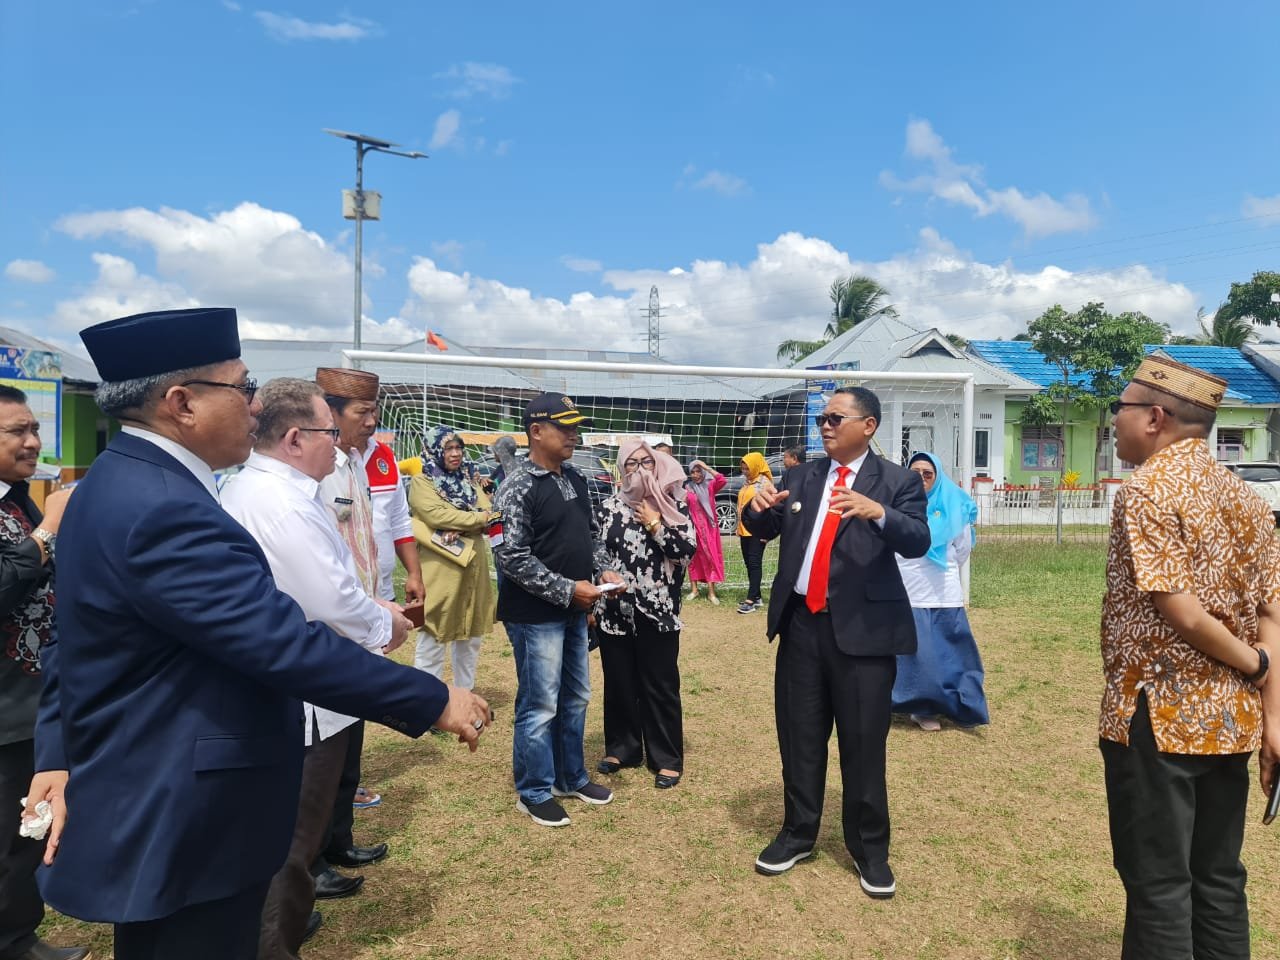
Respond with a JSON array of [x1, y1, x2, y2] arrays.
[[516, 797, 571, 827], [736, 600, 758, 614], [552, 781, 614, 805], [754, 838, 815, 876], [853, 859, 896, 899]]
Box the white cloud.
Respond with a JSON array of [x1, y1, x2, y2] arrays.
[[431, 240, 466, 269], [679, 165, 750, 197], [561, 255, 603, 273], [54, 203, 353, 333], [429, 110, 461, 150], [4, 259, 55, 283], [252, 11, 376, 41], [1243, 193, 1280, 224], [434, 62, 521, 100], [222, 0, 241, 10], [32, 200, 1197, 368], [882, 119, 1098, 237]]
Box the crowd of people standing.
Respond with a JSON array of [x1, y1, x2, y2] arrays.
[[1, 306, 1277, 960]]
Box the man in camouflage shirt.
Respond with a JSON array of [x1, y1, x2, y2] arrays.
[[493, 394, 623, 828]]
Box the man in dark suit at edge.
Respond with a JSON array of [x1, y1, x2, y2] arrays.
[[744, 385, 929, 899], [22, 308, 491, 960]]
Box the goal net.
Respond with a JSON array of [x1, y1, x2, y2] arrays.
[[348, 350, 973, 590]]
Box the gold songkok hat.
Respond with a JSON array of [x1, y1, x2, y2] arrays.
[[315, 367, 380, 402], [1130, 355, 1227, 411]]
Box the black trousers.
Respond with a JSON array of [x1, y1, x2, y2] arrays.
[[740, 536, 765, 602], [0, 739, 42, 960], [774, 603, 896, 867], [1100, 694, 1251, 960], [598, 618, 683, 773], [114, 881, 271, 960], [314, 720, 362, 869], [259, 726, 349, 960]]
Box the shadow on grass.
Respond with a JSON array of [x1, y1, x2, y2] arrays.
[[1011, 897, 1118, 959]]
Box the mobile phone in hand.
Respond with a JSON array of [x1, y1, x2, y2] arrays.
[[1265, 771, 1280, 826]]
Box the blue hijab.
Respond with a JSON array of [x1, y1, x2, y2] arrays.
[[909, 451, 977, 570]]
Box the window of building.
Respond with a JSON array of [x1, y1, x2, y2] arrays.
[[974, 428, 990, 470], [1216, 427, 1245, 462], [1020, 425, 1061, 470]]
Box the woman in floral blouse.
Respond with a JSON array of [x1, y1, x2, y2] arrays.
[[594, 439, 697, 789]]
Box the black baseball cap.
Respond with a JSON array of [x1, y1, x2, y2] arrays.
[[524, 393, 593, 429]]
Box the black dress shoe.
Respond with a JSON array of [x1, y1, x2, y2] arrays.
[[654, 772, 681, 789], [326, 842, 388, 868], [16, 941, 93, 960], [314, 866, 365, 899], [301, 910, 323, 944]]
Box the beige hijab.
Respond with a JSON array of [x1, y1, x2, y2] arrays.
[[618, 438, 688, 527]]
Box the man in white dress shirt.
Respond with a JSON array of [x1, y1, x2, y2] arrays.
[[222, 378, 423, 958]]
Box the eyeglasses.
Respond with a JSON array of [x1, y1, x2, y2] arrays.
[[180, 378, 259, 404], [814, 413, 871, 428], [297, 427, 341, 440], [622, 456, 656, 473], [911, 468, 936, 479], [1109, 400, 1165, 416]]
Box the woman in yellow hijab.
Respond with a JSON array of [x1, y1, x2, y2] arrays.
[[736, 452, 772, 614]]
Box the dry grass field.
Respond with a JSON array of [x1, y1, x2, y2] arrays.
[[43, 540, 1280, 958]]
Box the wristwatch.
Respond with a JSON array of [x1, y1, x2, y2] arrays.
[[32, 527, 56, 561]]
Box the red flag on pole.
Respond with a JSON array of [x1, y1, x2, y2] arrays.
[[426, 330, 448, 351]]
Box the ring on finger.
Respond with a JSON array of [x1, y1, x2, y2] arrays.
[[472, 719, 484, 732]]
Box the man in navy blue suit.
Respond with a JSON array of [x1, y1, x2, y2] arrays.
[[22, 308, 492, 960]]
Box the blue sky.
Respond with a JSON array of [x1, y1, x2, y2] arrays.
[[3, 1, 1279, 365]]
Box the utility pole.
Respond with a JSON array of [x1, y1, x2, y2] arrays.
[[647, 285, 663, 358], [324, 129, 427, 350]]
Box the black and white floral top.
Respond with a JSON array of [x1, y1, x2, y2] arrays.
[[595, 494, 697, 635]]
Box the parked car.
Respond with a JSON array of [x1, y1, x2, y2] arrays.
[[713, 453, 788, 535], [471, 445, 617, 512], [1222, 461, 1280, 523]]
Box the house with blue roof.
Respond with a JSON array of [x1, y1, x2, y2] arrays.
[[967, 340, 1280, 485]]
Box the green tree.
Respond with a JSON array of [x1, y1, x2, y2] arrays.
[[776, 275, 898, 363], [1216, 270, 1280, 328], [1024, 302, 1169, 482], [1198, 306, 1258, 347]]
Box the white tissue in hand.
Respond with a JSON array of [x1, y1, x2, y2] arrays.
[[18, 797, 52, 840]]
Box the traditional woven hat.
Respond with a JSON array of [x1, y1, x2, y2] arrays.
[[1131, 354, 1227, 411], [315, 367, 380, 401]]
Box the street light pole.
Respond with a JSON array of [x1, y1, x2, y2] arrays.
[[324, 129, 427, 350]]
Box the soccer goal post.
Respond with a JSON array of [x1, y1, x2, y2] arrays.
[[344, 349, 974, 588]]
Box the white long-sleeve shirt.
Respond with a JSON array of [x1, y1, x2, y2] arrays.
[[222, 451, 393, 744], [895, 525, 973, 608]]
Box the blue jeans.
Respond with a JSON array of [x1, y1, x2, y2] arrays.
[[506, 614, 591, 805]]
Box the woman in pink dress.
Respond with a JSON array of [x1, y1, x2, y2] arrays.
[[684, 459, 726, 604]]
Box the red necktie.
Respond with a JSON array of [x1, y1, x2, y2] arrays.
[[805, 466, 851, 613]]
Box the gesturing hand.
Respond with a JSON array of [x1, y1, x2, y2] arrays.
[[749, 481, 790, 514], [831, 488, 886, 522], [434, 686, 493, 752]]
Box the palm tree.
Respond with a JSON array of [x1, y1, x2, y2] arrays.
[[1198, 306, 1257, 347], [776, 276, 898, 363]]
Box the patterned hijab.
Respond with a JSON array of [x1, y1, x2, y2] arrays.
[[908, 451, 978, 569], [619, 438, 688, 527], [422, 425, 478, 509], [740, 451, 772, 484]]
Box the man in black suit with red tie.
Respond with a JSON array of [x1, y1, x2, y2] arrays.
[[744, 386, 929, 899]]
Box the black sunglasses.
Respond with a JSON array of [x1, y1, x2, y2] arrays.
[[180, 378, 259, 404], [1109, 400, 1166, 416], [296, 427, 341, 440], [814, 413, 871, 428]]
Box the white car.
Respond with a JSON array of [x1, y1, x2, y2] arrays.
[[1223, 461, 1280, 523]]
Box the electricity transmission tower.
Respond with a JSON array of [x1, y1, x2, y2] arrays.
[[646, 285, 664, 358]]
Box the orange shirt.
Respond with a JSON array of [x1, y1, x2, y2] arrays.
[[1100, 437, 1280, 755]]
